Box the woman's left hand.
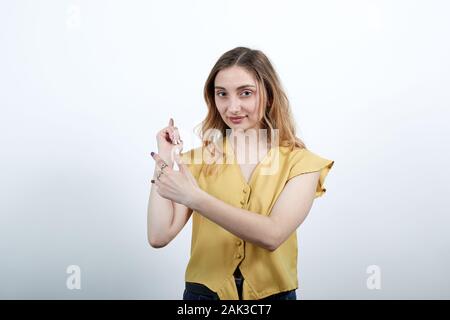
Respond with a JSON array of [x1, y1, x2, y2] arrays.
[[150, 151, 200, 208]]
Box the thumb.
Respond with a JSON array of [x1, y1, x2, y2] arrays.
[[174, 151, 187, 172], [174, 152, 197, 184]]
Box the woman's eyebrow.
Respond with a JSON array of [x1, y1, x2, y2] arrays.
[[214, 85, 256, 90]]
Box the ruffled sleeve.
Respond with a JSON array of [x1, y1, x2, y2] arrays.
[[287, 148, 334, 198]]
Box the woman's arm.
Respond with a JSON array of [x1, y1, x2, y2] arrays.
[[147, 118, 189, 248], [147, 166, 175, 248], [150, 151, 320, 251], [147, 162, 192, 248], [188, 171, 320, 251]]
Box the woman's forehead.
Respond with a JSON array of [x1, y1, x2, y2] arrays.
[[215, 66, 257, 88]]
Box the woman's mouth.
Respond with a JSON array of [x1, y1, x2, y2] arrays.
[[229, 116, 247, 124]]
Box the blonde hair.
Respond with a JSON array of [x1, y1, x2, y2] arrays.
[[193, 47, 306, 176]]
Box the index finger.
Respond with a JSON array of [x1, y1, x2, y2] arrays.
[[151, 152, 173, 172]]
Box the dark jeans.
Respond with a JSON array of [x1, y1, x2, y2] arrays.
[[183, 282, 297, 300]]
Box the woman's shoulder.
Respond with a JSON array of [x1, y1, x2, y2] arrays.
[[279, 146, 334, 185]]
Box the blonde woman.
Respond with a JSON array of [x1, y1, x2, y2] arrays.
[[147, 47, 334, 300]]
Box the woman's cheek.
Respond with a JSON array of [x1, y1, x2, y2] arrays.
[[246, 104, 259, 118], [215, 105, 224, 115]]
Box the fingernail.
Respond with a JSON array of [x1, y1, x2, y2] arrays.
[[151, 152, 154, 156], [151, 179, 155, 183]]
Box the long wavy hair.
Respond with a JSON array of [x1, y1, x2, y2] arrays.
[[193, 47, 306, 176]]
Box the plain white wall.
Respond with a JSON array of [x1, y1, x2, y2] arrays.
[[1, 0, 449, 299]]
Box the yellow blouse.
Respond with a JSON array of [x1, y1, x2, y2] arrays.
[[180, 135, 334, 300]]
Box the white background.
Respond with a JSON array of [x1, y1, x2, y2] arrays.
[[1, 0, 449, 299]]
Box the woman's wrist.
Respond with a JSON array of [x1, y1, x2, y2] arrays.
[[186, 187, 206, 211]]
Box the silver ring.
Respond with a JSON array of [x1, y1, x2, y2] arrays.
[[160, 162, 168, 171], [157, 171, 163, 180]]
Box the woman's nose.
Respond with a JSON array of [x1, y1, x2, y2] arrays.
[[228, 97, 242, 113]]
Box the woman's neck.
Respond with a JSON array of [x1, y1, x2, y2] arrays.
[[227, 129, 270, 165]]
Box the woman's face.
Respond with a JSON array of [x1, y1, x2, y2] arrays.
[[214, 66, 261, 132]]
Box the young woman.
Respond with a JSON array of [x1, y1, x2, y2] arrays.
[[147, 47, 334, 300]]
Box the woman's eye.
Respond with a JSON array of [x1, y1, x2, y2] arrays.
[[216, 91, 252, 97]]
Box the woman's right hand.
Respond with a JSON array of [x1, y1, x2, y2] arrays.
[[156, 118, 183, 167]]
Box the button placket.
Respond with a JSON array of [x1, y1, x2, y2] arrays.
[[235, 240, 244, 260], [236, 185, 249, 260], [240, 185, 251, 208]]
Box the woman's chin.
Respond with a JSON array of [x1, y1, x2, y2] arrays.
[[229, 124, 248, 130], [229, 126, 261, 134], [227, 120, 258, 132]]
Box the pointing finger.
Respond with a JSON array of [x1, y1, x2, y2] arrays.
[[150, 152, 173, 173]]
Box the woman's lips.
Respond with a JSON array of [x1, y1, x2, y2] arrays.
[[229, 116, 246, 124]]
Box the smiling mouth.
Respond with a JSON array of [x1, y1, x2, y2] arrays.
[[229, 116, 247, 120]]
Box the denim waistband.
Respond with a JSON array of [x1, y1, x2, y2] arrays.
[[186, 268, 243, 298], [185, 281, 296, 300], [185, 282, 219, 298]]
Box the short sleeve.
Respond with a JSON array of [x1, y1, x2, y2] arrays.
[[287, 149, 334, 198], [180, 147, 204, 181]]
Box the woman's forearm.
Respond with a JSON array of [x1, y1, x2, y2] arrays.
[[147, 168, 175, 247], [189, 189, 278, 251]]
